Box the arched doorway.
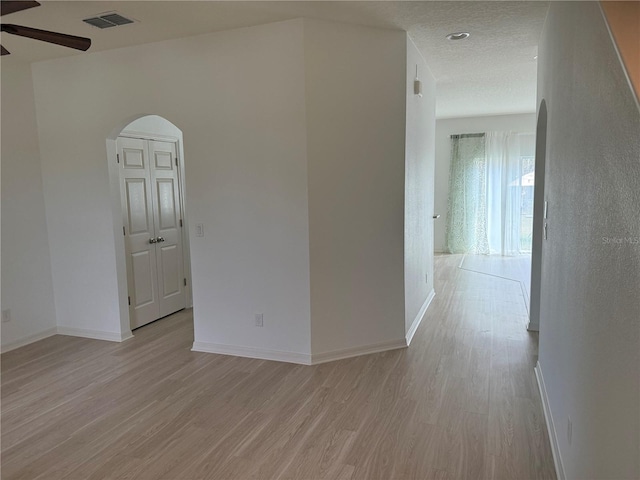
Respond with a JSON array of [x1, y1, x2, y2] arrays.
[[107, 115, 192, 334]]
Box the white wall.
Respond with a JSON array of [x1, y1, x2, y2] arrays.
[[434, 113, 536, 252], [1, 59, 57, 351], [404, 38, 436, 340], [304, 19, 407, 356], [31, 20, 312, 355], [25, 17, 433, 363], [537, 2, 640, 478]]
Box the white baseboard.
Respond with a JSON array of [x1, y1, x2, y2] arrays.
[[535, 361, 566, 480], [57, 326, 132, 343], [0, 327, 58, 354], [192, 341, 312, 365], [120, 330, 135, 342], [311, 338, 407, 365], [192, 338, 408, 366], [406, 289, 435, 346]]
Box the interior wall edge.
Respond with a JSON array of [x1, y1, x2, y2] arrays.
[[405, 288, 435, 346]]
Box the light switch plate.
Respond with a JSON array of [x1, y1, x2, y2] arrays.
[[195, 223, 204, 237]]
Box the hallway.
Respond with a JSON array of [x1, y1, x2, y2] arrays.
[[1, 254, 555, 479]]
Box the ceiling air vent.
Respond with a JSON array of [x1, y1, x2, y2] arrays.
[[83, 13, 134, 29]]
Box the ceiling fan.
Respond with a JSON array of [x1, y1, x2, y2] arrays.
[[1, 1, 91, 56]]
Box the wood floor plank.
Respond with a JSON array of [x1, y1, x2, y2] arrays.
[[0, 255, 556, 479]]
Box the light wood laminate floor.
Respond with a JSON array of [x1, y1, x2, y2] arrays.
[[459, 254, 532, 313], [1, 254, 556, 479]]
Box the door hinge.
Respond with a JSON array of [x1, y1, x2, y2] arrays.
[[123, 226, 126, 236], [117, 153, 120, 164], [128, 296, 131, 306], [184, 278, 187, 286], [175, 157, 178, 166], [180, 219, 183, 227]]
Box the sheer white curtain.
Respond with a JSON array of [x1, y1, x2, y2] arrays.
[[445, 134, 489, 254], [446, 132, 535, 256]]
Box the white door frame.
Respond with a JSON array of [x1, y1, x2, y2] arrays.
[[106, 115, 192, 337]]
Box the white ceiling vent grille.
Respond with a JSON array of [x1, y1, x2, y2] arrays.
[[83, 13, 134, 29]]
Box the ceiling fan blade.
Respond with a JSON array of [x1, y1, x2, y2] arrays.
[[1, 24, 90, 51], [1, 44, 9, 55], [1, 1, 40, 17]]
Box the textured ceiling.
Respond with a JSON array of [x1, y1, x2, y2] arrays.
[[0, 1, 549, 117]]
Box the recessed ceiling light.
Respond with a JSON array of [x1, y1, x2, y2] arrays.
[[446, 32, 470, 41]]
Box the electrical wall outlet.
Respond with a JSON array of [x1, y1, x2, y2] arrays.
[[567, 417, 573, 445], [254, 313, 264, 327], [2, 309, 11, 323]]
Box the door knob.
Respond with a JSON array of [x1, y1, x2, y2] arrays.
[[149, 238, 157, 244], [433, 214, 441, 219], [156, 237, 165, 243]]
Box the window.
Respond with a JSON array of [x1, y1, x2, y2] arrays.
[[446, 132, 535, 256]]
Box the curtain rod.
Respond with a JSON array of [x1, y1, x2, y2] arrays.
[[450, 133, 485, 139]]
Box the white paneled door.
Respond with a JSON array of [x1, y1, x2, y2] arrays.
[[118, 136, 185, 329]]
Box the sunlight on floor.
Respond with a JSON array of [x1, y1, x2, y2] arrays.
[[459, 254, 531, 312]]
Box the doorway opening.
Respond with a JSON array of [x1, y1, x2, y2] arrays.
[[107, 115, 192, 334], [443, 131, 536, 315]]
